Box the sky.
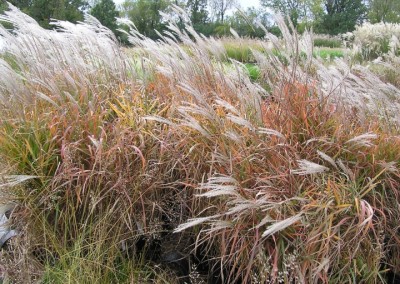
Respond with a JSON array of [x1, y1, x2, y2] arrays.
[[236, 0, 260, 10], [113, 0, 261, 10]]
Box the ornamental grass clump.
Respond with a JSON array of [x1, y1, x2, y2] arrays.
[[173, 78, 400, 282], [313, 35, 342, 48], [222, 37, 266, 63], [353, 22, 400, 59], [0, 5, 400, 284]]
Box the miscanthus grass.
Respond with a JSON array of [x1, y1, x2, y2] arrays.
[[0, 5, 400, 283], [353, 22, 400, 59]]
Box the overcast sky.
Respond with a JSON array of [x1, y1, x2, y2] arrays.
[[237, 0, 260, 9], [113, 0, 261, 10]]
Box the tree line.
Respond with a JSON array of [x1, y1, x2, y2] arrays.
[[1, 0, 399, 41], [264, 0, 400, 35]]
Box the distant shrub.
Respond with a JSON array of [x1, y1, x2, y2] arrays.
[[213, 24, 231, 37], [244, 63, 260, 80], [223, 38, 265, 63], [353, 22, 400, 59], [314, 37, 342, 48], [313, 48, 344, 60], [225, 44, 254, 62], [369, 56, 400, 88], [268, 25, 282, 37]]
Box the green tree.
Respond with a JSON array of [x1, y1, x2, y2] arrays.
[[209, 0, 236, 23], [90, 0, 119, 33], [0, 0, 7, 13], [368, 0, 400, 23], [6, 0, 30, 13], [260, 0, 308, 27], [8, 0, 88, 28], [318, 0, 366, 34], [187, 0, 208, 25], [228, 7, 271, 38], [121, 0, 171, 38], [1, 1, 16, 30]]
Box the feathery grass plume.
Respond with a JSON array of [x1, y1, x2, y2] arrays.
[[196, 175, 239, 198], [353, 22, 400, 59], [368, 55, 400, 90], [174, 216, 216, 233], [315, 58, 400, 124], [345, 132, 378, 148], [291, 160, 329, 175], [0, 3, 134, 111], [0, 175, 38, 188], [317, 150, 338, 169], [261, 213, 303, 238], [255, 15, 400, 126]]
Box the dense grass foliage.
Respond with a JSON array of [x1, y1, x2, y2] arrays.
[[313, 37, 342, 48], [313, 48, 345, 60], [353, 22, 400, 59], [1, 7, 400, 284]]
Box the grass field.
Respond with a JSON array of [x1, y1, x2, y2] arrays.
[[313, 47, 345, 60], [1, 8, 400, 284]]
